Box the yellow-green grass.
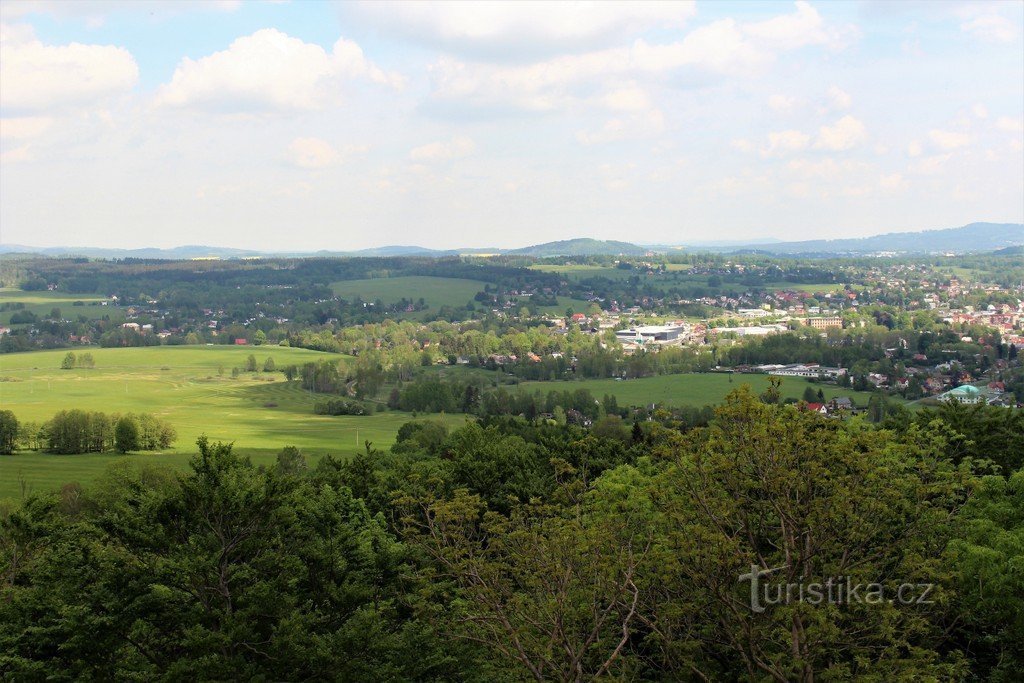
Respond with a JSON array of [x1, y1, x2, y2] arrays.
[[0, 288, 108, 305], [0, 346, 469, 501], [528, 265, 645, 281], [0, 287, 116, 325], [762, 282, 844, 293], [330, 276, 486, 311], [519, 373, 875, 409]]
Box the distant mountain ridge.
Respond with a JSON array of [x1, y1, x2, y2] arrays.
[[0, 238, 647, 259], [719, 222, 1023, 255], [1, 222, 1020, 259]]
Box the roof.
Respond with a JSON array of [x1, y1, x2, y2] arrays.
[[949, 385, 980, 395]]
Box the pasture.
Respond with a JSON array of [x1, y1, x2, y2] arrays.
[[331, 276, 486, 312], [520, 372, 874, 409], [0, 287, 116, 325], [0, 346, 469, 501]]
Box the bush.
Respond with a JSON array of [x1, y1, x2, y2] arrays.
[[313, 398, 368, 416]]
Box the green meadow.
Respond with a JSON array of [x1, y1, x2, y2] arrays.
[[0, 287, 117, 325], [331, 276, 486, 312], [520, 373, 874, 409], [330, 275, 589, 315], [0, 346, 469, 501]]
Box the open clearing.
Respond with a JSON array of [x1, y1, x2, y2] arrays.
[[0, 346, 469, 501], [0, 287, 116, 325], [331, 276, 486, 311], [519, 373, 875, 409]]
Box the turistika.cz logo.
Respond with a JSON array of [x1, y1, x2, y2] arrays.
[[738, 564, 935, 613]]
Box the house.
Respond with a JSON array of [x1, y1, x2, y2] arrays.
[[938, 385, 982, 405], [802, 402, 828, 415], [805, 316, 843, 330], [234, 338, 248, 345], [828, 397, 854, 413]]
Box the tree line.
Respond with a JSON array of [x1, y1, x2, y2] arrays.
[[1, 410, 175, 454]]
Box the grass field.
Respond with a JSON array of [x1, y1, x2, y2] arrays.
[[0, 346, 469, 502], [520, 373, 875, 409], [0, 287, 116, 325], [330, 275, 590, 316], [331, 276, 486, 312], [762, 282, 844, 293]]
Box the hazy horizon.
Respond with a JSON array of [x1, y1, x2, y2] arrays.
[[2, 1, 1022, 250]]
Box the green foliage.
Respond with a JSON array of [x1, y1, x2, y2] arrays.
[[313, 398, 368, 416], [0, 384, 1020, 680], [0, 410, 18, 455], [113, 416, 139, 453]]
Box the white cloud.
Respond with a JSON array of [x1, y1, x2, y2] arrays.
[[409, 135, 476, 162], [972, 103, 989, 119], [284, 137, 340, 169], [928, 128, 971, 150], [814, 115, 867, 151], [786, 157, 870, 180], [907, 140, 923, 157], [826, 85, 851, 110], [351, 1, 697, 60], [0, 23, 138, 112], [0, 116, 54, 139], [155, 29, 402, 112], [768, 94, 797, 112], [909, 153, 952, 175], [427, 2, 855, 113], [2, 1, 242, 24], [741, 1, 856, 51], [0, 144, 33, 164], [731, 138, 755, 153], [576, 109, 665, 145], [879, 173, 907, 192], [760, 129, 810, 157], [599, 85, 653, 112], [961, 14, 1018, 44], [996, 116, 1024, 133]]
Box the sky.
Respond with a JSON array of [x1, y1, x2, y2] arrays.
[[1, 0, 1022, 251]]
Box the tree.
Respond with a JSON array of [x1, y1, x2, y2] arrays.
[[61, 351, 76, 370], [78, 352, 95, 369], [114, 416, 139, 453], [0, 410, 18, 454], [275, 446, 306, 475], [245, 354, 258, 372], [263, 356, 276, 373], [801, 386, 819, 403], [639, 387, 968, 680], [400, 484, 649, 682], [253, 330, 267, 346]]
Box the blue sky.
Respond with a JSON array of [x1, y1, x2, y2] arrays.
[[1, 0, 1021, 250]]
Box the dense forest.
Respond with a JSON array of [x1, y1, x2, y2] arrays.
[[2, 393, 1021, 680]]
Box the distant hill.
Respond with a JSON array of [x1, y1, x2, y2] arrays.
[[2, 223, 1019, 259], [728, 222, 1023, 255], [0, 244, 267, 259], [506, 238, 647, 257]]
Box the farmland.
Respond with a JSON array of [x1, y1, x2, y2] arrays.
[[0, 346, 469, 501], [0, 287, 117, 325], [520, 372, 875, 409], [330, 276, 486, 312]]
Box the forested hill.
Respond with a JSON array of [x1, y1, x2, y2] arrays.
[[505, 238, 647, 256]]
